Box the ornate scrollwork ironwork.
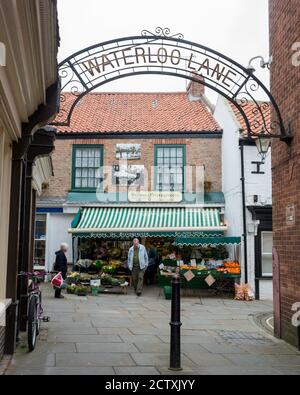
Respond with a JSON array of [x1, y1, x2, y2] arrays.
[[141, 27, 184, 39]]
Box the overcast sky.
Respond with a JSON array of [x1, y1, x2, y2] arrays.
[[57, 0, 269, 102]]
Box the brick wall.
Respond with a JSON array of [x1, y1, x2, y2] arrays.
[[270, 0, 300, 346], [42, 136, 222, 198]]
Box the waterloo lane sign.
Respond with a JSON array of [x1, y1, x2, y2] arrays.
[[54, 31, 287, 142], [80, 44, 238, 91]]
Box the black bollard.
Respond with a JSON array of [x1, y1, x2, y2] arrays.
[[169, 273, 182, 371]]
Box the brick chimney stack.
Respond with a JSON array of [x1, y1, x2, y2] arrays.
[[187, 73, 205, 99]]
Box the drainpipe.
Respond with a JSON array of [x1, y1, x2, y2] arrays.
[[240, 144, 248, 283]]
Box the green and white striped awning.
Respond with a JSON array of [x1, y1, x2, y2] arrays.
[[69, 207, 227, 236], [174, 237, 241, 247]]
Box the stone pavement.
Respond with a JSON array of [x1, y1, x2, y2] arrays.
[[4, 284, 300, 375]]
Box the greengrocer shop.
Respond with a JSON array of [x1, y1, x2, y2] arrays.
[[67, 206, 241, 295]]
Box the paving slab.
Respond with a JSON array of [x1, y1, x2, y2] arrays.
[[9, 352, 55, 367], [200, 343, 248, 354], [96, 328, 132, 335], [114, 367, 160, 375], [130, 353, 197, 368], [48, 334, 122, 343], [120, 334, 164, 344], [34, 342, 76, 354], [158, 335, 219, 345], [47, 328, 98, 335], [184, 352, 234, 367], [76, 343, 139, 353], [6, 367, 115, 375], [56, 353, 136, 367]]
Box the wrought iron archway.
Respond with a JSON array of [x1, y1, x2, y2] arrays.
[[53, 28, 290, 142]]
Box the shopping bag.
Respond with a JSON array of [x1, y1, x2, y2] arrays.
[[51, 272, 63, 289]]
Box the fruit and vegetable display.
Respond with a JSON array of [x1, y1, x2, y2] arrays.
[[100, 273, 126, 287]]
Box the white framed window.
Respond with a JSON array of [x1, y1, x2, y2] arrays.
[[261, 231, 273, 277]]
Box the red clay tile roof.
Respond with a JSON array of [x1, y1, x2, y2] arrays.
[[56, 92, 221, 134], [229, 101, 271, 136]]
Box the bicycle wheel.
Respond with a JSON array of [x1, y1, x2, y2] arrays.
[[28, 296, 38, 352], [36, 292, 42, 335]]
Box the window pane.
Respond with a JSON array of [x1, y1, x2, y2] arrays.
[[95, 178, 101, 188], [73, 147, 102, 189], [177, 174, 183, 184], [89, 149, 95, 158], [35, 215, 46, 239], [89, 157, 95, 167], [155, 146, 184, 191], [76, 149, 82, 158], [157, 149, 163, 158], [262, 232, 273, 253], [89, 168, 95, 178], [262, 256, 273, 276]]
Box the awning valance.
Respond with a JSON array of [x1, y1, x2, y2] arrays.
[[174, 236, 241, 247], [69, 207, 227, 237]]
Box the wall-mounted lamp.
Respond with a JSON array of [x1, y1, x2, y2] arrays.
[[246, 55, 273, 72], [255, 129, 272, 163]]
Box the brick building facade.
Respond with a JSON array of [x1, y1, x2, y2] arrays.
[[270, 0, 300, 346], [43, 136, 222, 198], [37, 89, 226, 270], [42, 91, 223, 201]]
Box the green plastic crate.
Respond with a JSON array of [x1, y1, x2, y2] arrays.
[[163, 286, 172, 300]]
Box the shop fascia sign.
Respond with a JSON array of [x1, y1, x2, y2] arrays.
[[80, 44, 237, 91], [128, 191, 182, 203]]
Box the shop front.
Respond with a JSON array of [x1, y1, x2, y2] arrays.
[[67, 206, 241, 296]]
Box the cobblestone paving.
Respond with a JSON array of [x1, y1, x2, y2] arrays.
[[4, 284, 300, 375]]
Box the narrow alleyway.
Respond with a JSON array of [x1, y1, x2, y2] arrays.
[[4, 284, 300, 375]]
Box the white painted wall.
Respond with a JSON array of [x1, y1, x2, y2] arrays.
[[259, 280, 273, 301], [243, 146, 272, 206], [45, 213, 74, 272], [214, 96, 273, 300]]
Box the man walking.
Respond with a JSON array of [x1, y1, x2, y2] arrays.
[[128, 238, 148, 296]]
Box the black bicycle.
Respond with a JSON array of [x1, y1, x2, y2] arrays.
[[18, 272, 49, 351]]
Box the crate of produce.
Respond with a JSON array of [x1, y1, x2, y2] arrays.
[[163, 286, 172, 300]]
